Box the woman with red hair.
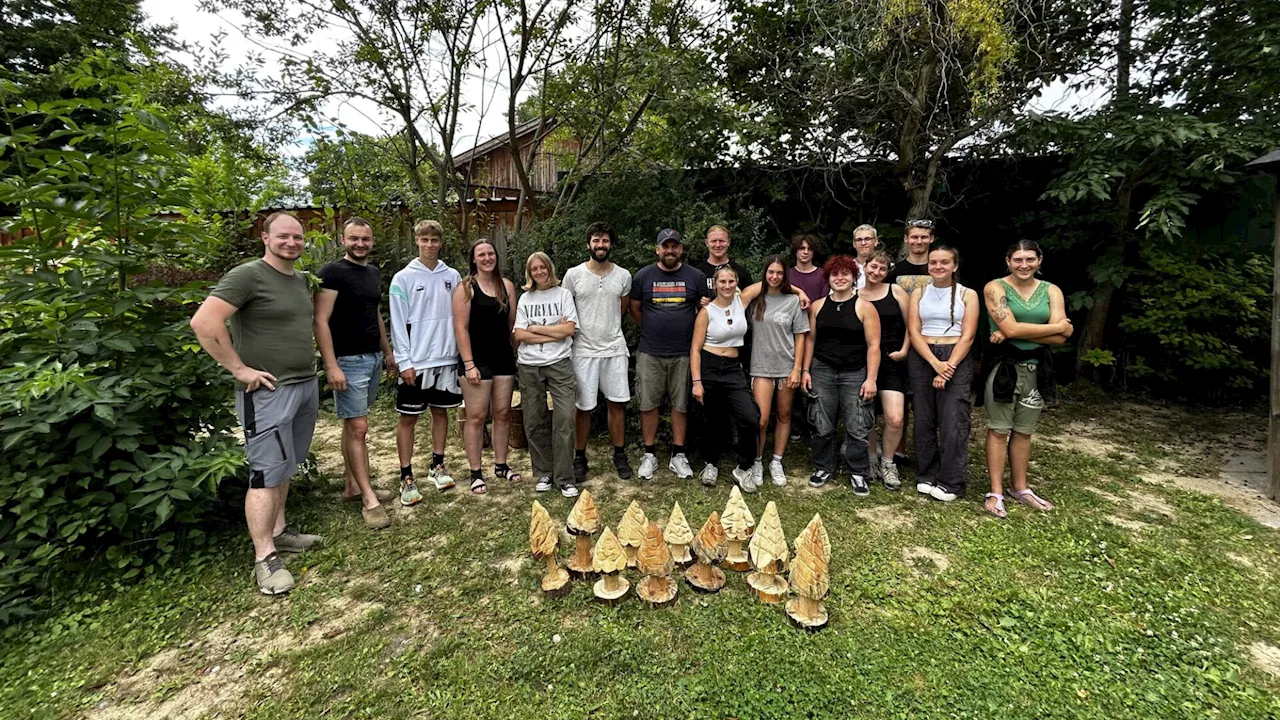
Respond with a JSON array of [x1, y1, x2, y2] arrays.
[[801, 254, 881, 494]]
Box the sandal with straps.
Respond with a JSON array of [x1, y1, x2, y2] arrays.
[[984, 493, 1007, 519], [470, 476, 488, 495], [1010, 488, 1054, 511], [494, 463, 521, 484]]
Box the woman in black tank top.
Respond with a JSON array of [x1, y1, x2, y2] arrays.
[[801, 255, 881, 495], [859, 251, 911, 490], [452, 240, 520, 493]]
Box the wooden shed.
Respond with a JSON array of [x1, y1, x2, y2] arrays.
[[453, 119, 579, 235]]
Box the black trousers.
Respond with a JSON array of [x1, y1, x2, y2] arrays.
[[908, 344, 974, 495], [699, 350, 761, 469]]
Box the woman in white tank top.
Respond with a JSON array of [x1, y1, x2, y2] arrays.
[[907, 245, 980, 503]]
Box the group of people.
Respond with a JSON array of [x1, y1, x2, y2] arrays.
[[191, 213, 1067, 595]]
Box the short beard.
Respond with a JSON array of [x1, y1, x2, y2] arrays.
[[591, 247, 611, 262], [659, 255, 680, 269]]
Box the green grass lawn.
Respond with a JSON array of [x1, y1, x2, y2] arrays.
[[4, 392, 1280, 719]]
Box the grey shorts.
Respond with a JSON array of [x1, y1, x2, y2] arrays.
[[635, 352, 689, 413], [235, 378, 319, 489]]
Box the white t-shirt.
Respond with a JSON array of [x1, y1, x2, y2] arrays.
[[515, 286, 579, 366], [561, 262, 631, 358]]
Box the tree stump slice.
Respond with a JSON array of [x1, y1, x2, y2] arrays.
[[785, 597, 829, 630], [593, 574, 629, 605], [747, 572, 789, 604], [637, 575, 678, 608], [684, 562, 726, 593]]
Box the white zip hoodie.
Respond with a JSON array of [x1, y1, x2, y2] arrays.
[[389, 258, 461, 371]]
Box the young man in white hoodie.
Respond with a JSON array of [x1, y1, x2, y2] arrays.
[[389, 220, 462, 504]]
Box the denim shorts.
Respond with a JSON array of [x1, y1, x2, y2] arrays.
[[335, 352, 383, 419]]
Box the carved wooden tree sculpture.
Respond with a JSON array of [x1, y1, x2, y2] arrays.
[[617, 500, 648, 568], [721, 486, 756, 572], [664, 502, 694, 565], [592, 527, 629, 603], [747, 501, 789, 604], [530, 501, 570, 595], [565, 490, 601, 577], [787, 514, 832, 630], [685, 511, 727, 592], [635, 521, 677, 608]]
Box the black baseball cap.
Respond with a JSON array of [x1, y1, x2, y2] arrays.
[[656, 228, 682, 245]]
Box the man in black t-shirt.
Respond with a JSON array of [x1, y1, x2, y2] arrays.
[[695, 224, 754, 298], [629, 229, 709, 481], [314, 217, 397, 530], [885, 219, 934, 294]]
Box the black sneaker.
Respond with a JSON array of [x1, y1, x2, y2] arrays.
[[612, 452, 633, 480], [808, 470, 832, 488], [850, 474, 870, 497], [560, 482, 580, 498], [573, 454, 588, 485]]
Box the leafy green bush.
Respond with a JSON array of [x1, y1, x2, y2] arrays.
[[0, 54, 245, 622], [1120, 247, 1270, 400]]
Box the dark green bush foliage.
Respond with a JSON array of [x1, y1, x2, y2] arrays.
[[1120, 247, 1270, 400], [0, 54, 245, 623]]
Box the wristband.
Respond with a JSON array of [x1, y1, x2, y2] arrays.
[[692, 379, 702, 383]]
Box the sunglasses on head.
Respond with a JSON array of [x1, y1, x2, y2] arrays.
[[907, 219, 934, 229]]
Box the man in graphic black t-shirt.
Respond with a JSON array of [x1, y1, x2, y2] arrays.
[[314, 217, 396, 529], [695, 224, 754, 297], [629, 229, 709, 482]]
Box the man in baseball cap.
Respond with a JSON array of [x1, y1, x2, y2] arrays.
[[627, 229, 709, 481]]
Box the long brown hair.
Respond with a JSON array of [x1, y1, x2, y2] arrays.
[[461, 239, 510, 311], [751, 255, 793, 321]]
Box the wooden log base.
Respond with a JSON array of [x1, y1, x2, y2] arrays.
[[637, 575, 678, 607], [594, 573, 630, 603], [747, 572, 788, 604], [624, 545, 638, 568], [541, 556, 572, 594], [723, 559, 752, 573], [785, 597, 829, 630], [684, 562, 726, 592]]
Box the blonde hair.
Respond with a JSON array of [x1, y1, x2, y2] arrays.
[[853, 224, 878, 239], [413, 219, 444, 238], [707, 224, 730, 240], [522, 251, 560, 290]]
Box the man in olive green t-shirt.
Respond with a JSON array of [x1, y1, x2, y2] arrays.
[[191, 212, 322, 595]]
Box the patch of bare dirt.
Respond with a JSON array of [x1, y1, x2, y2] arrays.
[[901, 546, 951, 577], [1046, 422, 1127, 460], [1247, 641, 1280, 679], [856, 505, 914, 531], [492, 555, 525, 575], [1083, 486, 1174, 519], [1144, 472, 1280, 529], [1105, 515, 1151, 533], [87, 596, 385, 720]]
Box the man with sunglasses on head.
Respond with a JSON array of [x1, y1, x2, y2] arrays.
[[886, 219, 935, 294]]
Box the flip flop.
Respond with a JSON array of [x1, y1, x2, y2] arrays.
[[1010, 488, 1054, 511], [470, 477, 488, 495], [983, 493, 1007, 519]]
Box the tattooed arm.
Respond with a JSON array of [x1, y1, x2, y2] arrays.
[[983, 280, 1070, 341]]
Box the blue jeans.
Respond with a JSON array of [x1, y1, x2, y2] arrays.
[[334, 353, 383, 419], [808, 358, 874, 477]]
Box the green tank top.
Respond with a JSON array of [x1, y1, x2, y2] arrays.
[[988, 279, 1052, 353]]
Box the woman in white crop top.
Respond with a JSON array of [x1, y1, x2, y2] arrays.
[[690, 266, 767, 490], [907, 245, 980, 503]]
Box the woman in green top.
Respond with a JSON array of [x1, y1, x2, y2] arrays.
[[980, 241, 1073, 518]]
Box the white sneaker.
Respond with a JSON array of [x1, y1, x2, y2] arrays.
[[769, 459, 787, 487], [638, 453, 659, 481], [535, 477, 554, 492], [733, 465, 758, 493], [699, 463, 719, 487], [750, 460, 764, 489], [669, 453, 693, 479], [916, 481, 935, 495], [929, 485, 957, 502], [881, 457, 901, 491]]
